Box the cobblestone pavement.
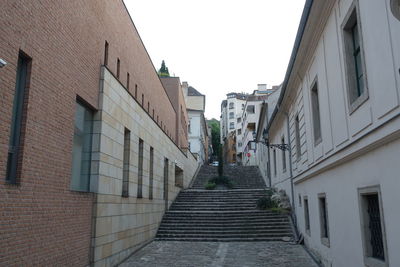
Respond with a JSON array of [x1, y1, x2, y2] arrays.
[[119, 241, 318, 267]]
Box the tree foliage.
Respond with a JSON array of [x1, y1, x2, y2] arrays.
[[207, 119, 221, 156], [158, 60, 170, 77]]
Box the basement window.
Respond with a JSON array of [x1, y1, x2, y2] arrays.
[[318, 194, 330, 246], [304, 197, 310, 235]]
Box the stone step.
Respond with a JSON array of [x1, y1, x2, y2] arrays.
[[154, 237, 288, 242], [156, 232, 291, 239], [158, 225, 292, 230], [157, 230, 293, 236]]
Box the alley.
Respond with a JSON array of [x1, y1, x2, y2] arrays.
[[120, 241, 318, 267]]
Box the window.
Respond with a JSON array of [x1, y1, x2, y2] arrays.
[[391, 0, 400, 21], [122, 128, 131, 197], [229, 112, 234, 119], [104, 41, 109, 66], [149, 147, 154, 199], [229, 122, 234, 129], [237, 129, 241, 135], [188, 120, 191, 133], [141, 94, 144, 106], [126, 73, 130, 89], [137, 139, 144, 198], [311, 80, 322, 144], [304, 197, 310, 235], [163, 158, 169, 200], [152, 109, 154, 118], [343, 6, 368, 110], [298, 194, 302, 207], [147, 102, 150, 112], [359, 186, 387, 266], [6, 51, 31, 184], [282, 136, 286, 172], [238, 142, 242, 147], [237, 118, 241, 123], [135, 84, 138, 99], [246, 105, 255, 114], [71, 101, 93, 191], [175, 165, 183, 188], [116, 58, 120, 78], [319, 194, 329, 246], [273, 149, 277, 177], [242, 104, 245, 110], [295, 115, 301, 160], [229, 102, 234, 109]]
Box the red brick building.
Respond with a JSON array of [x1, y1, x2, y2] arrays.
[[0, 1, 184, 265]]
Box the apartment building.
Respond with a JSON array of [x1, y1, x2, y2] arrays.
[[0, 1, 197, 266], [259, 0, 400, 266]]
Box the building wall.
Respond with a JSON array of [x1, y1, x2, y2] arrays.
[[92, 68, 198, 266], [266, 0, 400, 266], [0, 0, 185, 265], [188, 111, 206, 164]]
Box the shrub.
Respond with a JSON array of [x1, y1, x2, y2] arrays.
[[208, 176, 235, 188], [256, 196, 278, 210], [205, 182, 216, 190]]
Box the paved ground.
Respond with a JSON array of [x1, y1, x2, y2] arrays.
[[119, 241, 318, 267]]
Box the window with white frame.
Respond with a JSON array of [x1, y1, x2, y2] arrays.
[[229, 112, 234, 119], [295, 115, 301, 160], [311, 80, 322, 145], [229, 122, 234, 129], [319, 193, 329, 246]]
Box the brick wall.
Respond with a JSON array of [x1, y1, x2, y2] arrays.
[[0, 0, 177, 265]]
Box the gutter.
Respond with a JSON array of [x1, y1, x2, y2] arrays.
[[265, 0, 314, 132]]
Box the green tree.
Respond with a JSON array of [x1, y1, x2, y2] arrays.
[[207, 119, 221, 157], [158, 60, 170, 77]]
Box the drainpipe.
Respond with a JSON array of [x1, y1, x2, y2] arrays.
[[285, 112, 296, 226]]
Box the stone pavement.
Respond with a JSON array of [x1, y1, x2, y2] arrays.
[[119, 241, 318, 267]]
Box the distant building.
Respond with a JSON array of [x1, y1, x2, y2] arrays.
[[182, 82, 208, 164]]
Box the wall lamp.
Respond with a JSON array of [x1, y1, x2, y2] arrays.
[[251, 129, 290, 151]]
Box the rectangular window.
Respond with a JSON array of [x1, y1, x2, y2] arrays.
[[137, 139, 144, 198], [311, 80, 322, 144], [246, 105, 255, 114], [229, 122, 234, 129], [127, 72, 130, 89], [175, 165, 183, 188], [319, 194, 330, 246], [359, 187, 387, 265], [117, 58, 120, 79], [273, 149, 277, 177], [142, 94, 144, 106], [147, 102, 150, 113], [304, 197, 310, 234], [295, 115, 301, 160], [282, 136, 286, 172], [237, 129, 242, 135], [229, 112, 234, 119], [343, 6, 367, 109], [163, 158, 169, 200], [135, 84, 138, 99], [71, 101, 93, 191], [6, 51, 31, 184], [104, 41, 109, 66], [122, 128, 130, 197], [149, 147, 154, 199]]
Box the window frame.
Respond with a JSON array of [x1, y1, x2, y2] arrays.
[[318, 193, 330, 247], [358, 185, 388, 267], [310, 78, 322, 146], [304, 196, 311, 236], [341, 2, 369, 113]]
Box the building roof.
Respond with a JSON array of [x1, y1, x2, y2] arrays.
[[188, 86, 204, 96]]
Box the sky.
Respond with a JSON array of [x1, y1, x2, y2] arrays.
[[124, 0, 306, 119]]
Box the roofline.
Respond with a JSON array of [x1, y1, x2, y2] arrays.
[[266, 0, 314, 132]]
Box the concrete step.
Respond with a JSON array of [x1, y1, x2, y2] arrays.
[[154, 237, 289, 242]]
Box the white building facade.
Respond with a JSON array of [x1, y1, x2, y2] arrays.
[[260, 0, 400, 266]]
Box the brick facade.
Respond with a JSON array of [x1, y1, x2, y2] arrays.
[[0, 0, 179, 265]]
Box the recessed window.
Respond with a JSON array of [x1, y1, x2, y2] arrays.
[[295, 115, 301, 161], [126, 73, 130, 89], [343, 5, 368, 111], [319, 194, 330, 246], [304, 197, 310, 235], [135, 84, 138, 99], [104, 41, 109, 66], [281, 136, 286, 172], [122, 128, 131, 197], [229, 112, 234, 119], [163, 158, 169, 201], [149, 147, 154, 200], [71, 101, 94, 192], [141, 94, 144, 106], [273, 149, 277, 177], [229, 122, 234, 129], [116, 58, 120, 79], [359, 186, 387, 266], [311, 80, 322, 145], [391, 0, 400, 21], [175, 165, 183, 188], [246, 105, 255, 114], [6, 51, 31, 184], [137, 139, 144, 198]]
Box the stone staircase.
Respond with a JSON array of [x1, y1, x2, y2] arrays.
[[191, 165, 266, 189], [155, 166, 293, 242]]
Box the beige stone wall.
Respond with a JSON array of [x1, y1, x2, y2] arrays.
[[91, 67, 198, 267], [186, 95, 205, 111]]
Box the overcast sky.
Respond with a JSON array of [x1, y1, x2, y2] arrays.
[[124, 0, 306, 119]]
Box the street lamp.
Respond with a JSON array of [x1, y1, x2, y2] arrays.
[[251, 129, 290, 151]]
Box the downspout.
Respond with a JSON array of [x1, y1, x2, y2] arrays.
[[284, 111, 296, 226]]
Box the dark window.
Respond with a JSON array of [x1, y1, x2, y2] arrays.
[[319, 195, 329, 241], [122, 128, 130, 197], [6, 51, 31, 184], [163, 158, 169, 201], [142, 94, 144, 106], [135, 84, 138, 99], [71, 101, 93, 191], [295, 115, 301, 160], [157, 115, 159, 123], [273, 149, 277, 177], [127, 73, 130, 89], [104, 41, 109, 66], [311, 81, 322, 144], [282, 136, 286, 172], [229, 102, 234, 109], [175, 165, 183, 188], [152, 109, 155, 118], [246, 105, 255, 114], [229, 122, 234, 129], [149, 147, 154, 199], [229, 112, 234, 119], [137, 139, 144, 198], [147, 102, 150, 112], [117, 58, 120, 78], [304, 197, 310, 233]]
